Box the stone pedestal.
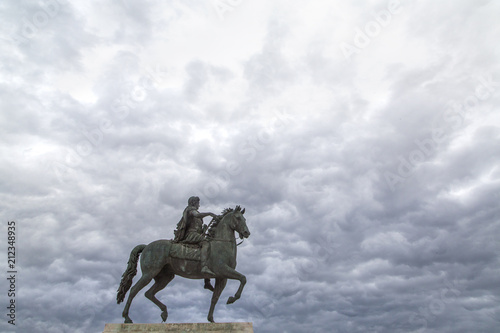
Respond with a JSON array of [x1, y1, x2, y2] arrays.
[[103, 322, 253, 333]]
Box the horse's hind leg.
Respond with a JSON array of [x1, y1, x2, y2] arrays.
[[122, 273, 155, 323], [145, 266, 175, 322]]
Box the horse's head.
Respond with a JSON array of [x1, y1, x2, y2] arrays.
[[229, 206, 250, 239]]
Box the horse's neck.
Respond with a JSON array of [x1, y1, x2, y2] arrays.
[[213, 216, 235, 240]]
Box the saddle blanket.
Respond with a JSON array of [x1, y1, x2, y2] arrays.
[[170, 242, 201, 261]]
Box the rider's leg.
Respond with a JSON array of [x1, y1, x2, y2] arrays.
[[200, 241, 215, 277]]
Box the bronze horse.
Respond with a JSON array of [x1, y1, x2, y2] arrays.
[[117, 206, 250, 323]]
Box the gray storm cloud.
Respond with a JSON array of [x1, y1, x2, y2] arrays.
[[0, 0, 499, 332]]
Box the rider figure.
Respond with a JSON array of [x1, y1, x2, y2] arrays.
[[174, 196, 217, 278]]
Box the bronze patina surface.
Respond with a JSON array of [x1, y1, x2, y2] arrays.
[[116, 197, 250, 324]]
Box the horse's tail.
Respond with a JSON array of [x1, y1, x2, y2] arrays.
[[116, 244, 147, 304]]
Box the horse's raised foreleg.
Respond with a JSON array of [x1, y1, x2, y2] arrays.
[[207, 278, 227, 323], [218, 265, 246, 304], [145, 268, 175, 322], [122, 274, 155, 323]]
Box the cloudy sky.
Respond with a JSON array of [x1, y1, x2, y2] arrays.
[[1, 0, 499, 332]]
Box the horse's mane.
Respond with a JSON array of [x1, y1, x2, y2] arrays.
[[207, 206, 241, 238]]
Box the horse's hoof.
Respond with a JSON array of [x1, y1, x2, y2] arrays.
[[161, 311, 168, 322], [227, 296, 236, 304], [124, 318, 133, 324], [208, 316, 214, 323], [204, 282, 214, 292]]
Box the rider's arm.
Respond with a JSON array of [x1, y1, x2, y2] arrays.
[[190, 210, 216, 219]]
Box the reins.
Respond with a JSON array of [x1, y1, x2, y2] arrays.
[[204, 216, 245, 246], [208, 238, 244, 246]]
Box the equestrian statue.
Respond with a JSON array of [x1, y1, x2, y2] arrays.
[[116, 196, 251, 323]]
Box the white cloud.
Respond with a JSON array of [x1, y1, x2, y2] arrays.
[[1, 0, 499, 332]]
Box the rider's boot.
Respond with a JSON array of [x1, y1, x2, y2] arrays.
[[201, 241, 215, 277]]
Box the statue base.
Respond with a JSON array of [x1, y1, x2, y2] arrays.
[[103, 322, 254, 333]]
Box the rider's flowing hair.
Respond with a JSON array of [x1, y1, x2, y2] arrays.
[[117, 244, 146, 304]]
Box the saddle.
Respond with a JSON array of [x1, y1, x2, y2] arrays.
[[170, 242, 201, 261]]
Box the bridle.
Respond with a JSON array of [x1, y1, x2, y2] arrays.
[[204, 214, 246, 246]]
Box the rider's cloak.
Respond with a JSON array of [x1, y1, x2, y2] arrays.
[[173, 205, 197, 242]]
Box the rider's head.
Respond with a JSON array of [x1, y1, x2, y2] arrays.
[[188, 196, 200, 208]]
